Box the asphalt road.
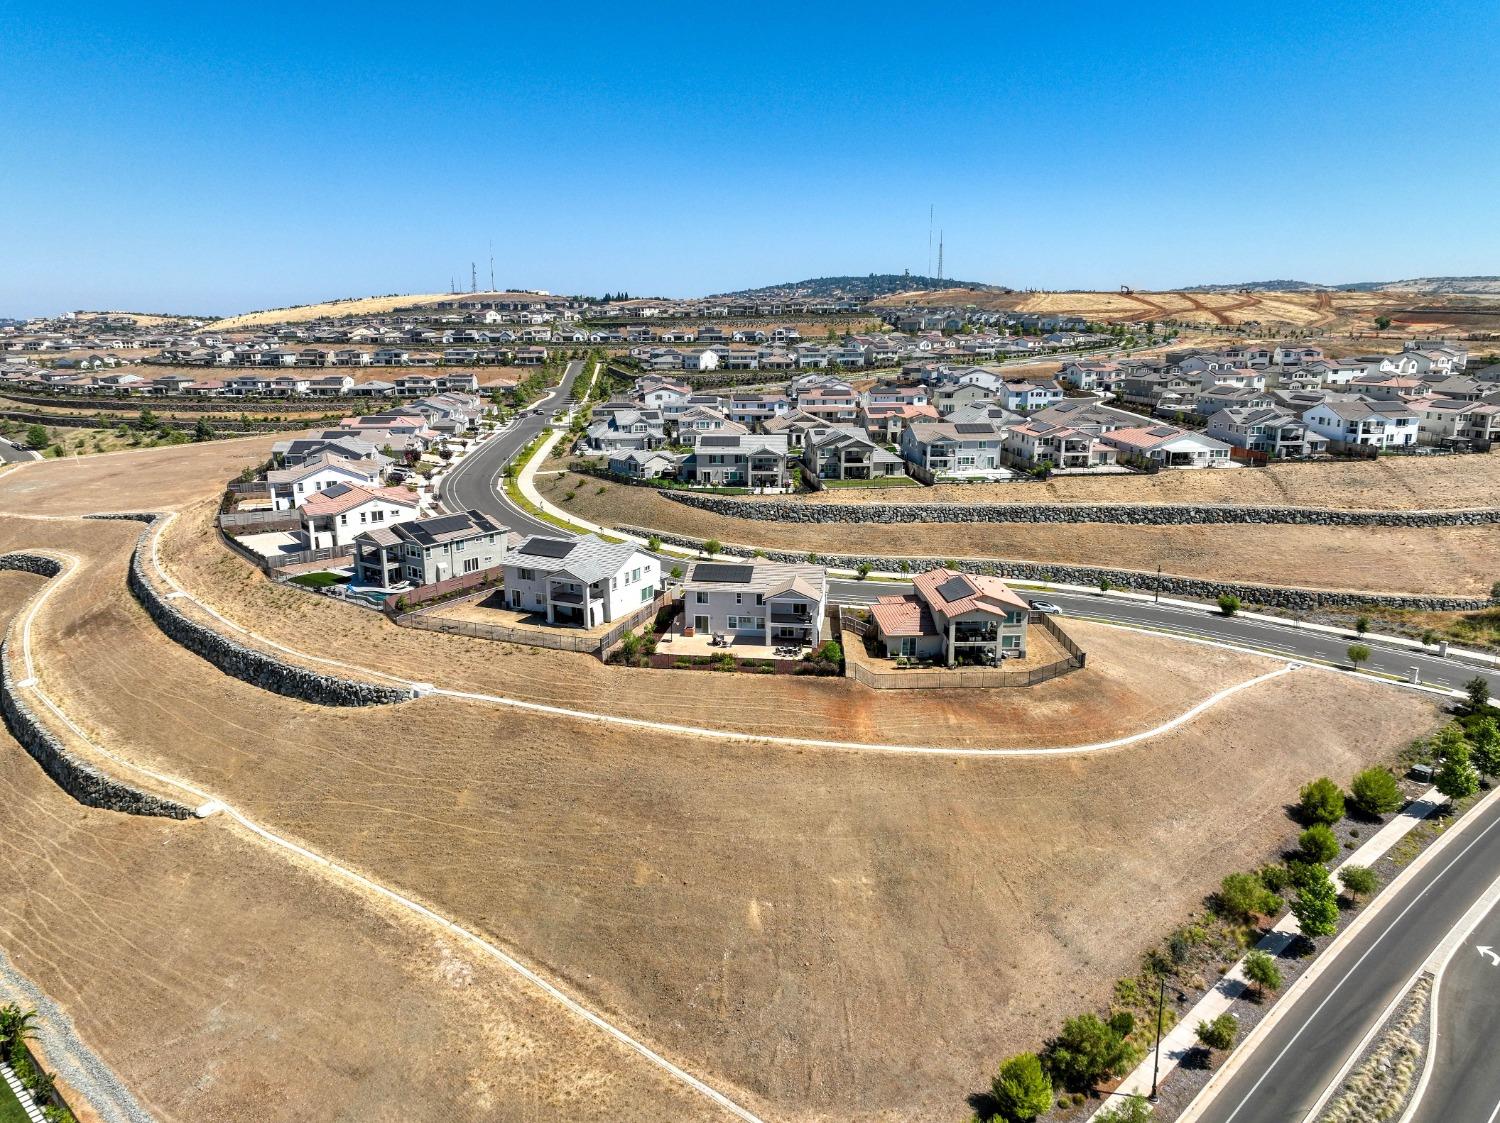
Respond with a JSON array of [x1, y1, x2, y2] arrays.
[[1410, 894, 1500, 1123], [0, 436, 38, 463], [1189, 794, 1500, 1123], [830, 581, 1500, 698], [436, 358, 585, 536]]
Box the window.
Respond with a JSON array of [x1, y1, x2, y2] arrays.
[[641, 585, 653, 603], [371, 509, 384, 523], [755, 593, 764, 606], [463, 558, 480, 574], [735, 592, 743, 605], [519, 568, 535, 582], [695, 591, 708, 603]]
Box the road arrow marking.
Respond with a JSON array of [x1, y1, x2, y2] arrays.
[[1478, 945, 1500, 966]]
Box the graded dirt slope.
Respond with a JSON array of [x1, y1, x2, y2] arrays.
[[207, 291, 547, 331], [0, 571, 726, 1123], [3, 520, 1444, 1121], [546, 473, 1500, 597]]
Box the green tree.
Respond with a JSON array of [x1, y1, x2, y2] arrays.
[[1349, 767, 1402, 817], [137, 407, 159, 430], [702, 539, 721, 558], [24, 424, 49, 450], [1196, 1012, 1238, 1051], [1347, 643, 1371, 671], [1339, 865, 1378, 898], [856, 561, 872, 580], [193, 417, 214, 442], [669, 565, 683, 580], [646, 534, 662, 552], [1293, 865, 1340, 937], [1470, 717, 1500, 777], [1374, 315, 1392, 331], [1216, 871, 1282, 923], [1299, 823, 1340, 864], [1298, 777, 1346, 825], [1436, 737, 1480, 803], [1045, 1012, 1137, 1090], [1217, 593, 1240, 616], [1464, 675, 1491, 715], [1354, 614, 1370, 636], [1242, 949, 1282, 997], [991, 1052, 1053, 1122]]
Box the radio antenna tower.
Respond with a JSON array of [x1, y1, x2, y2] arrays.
[[937, 230, 944, 284], [470, 262, 478, 293], [489, 241, 496, 292]]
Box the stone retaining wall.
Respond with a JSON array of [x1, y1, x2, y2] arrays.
[[659, 492, 1500, 529], [126, 533, 413, 707], [0, 557, 192, 819], [628, 526, 1494, 613]]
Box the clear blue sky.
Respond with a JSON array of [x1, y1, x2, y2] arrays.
[[3, 1, 1497, 317]]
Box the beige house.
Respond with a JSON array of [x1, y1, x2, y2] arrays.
[[869, 568, 1030, 665]]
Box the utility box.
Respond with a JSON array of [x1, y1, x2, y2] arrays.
[[1410, 763, 1435, 783]]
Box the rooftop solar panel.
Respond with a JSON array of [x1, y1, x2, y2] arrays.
[[952, 423, 994, 434], [936, 574, 977, 602], [519, 537, 576, 558], [698, 435, 740, 447], [693, 562, 754, 583]]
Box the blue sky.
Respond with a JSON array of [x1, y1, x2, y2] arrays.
[[3, 1, 1497, 317]]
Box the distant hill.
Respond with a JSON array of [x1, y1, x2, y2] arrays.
[[716, 274, 1008, 301], [1185, 276, 1500, 296]]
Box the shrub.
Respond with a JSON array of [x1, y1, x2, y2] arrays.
[[1298, 777, 1346, 825], [1293, 865, 1340, 937], [1339, 865, 1378, 898], [1045, 1012, 1137, 1091], [856, 562, 872, 580], [1217, 593, 1240, 616], [808, 640, 843, 665], [703, 539, 722, 557], [1216, 872, 1282, 923], [1258, 863, 1292, 894], [646, 535, 662, 552], [1196, 1012, 1238, 1051], [1347, 643, 1371, 670], [1242, 949, 1282, 996], [669, 565, 683, 580], [1299, 823, 1340, 865], [1349, 767, 1402, 817], [991, 1052, 1053, 1122], [1095, 1095, 1152, 1123]]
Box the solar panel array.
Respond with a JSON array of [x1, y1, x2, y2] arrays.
[[936, 574, 978, 602], [693, 563, 754, 584], [519, 537, 576, 558]]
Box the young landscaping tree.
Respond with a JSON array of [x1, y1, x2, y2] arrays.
[[646, 535, 662, 552], [1470, 717, 1500, 778], [1464, 675, 1492, 715], [669, 565, 683, 580], [193, 417, 214, 442], [1436, 737, 1481, 803], [990, 1052, 1053, 1122], [1374, 315, 1392, 331], [1196, 1012, 1238, 1052], [856, 561, 872, 580], [1339, 865, 1378, 899], [24, 424, 49, 450], [1097, 578, 1112, 594], [1298, 777, 1346, 825], [1349, 767, 1403, 817], [1095, 1094, 1152, 1123], [1217, 593, 1240, 616], [1293, 864, 1340, 937], [1347, 643, 1371, 671], [1299, 823, 1340, 865], [1354, 614, 1370, 636], [702, 539, 721, 558], [1242, 949, 1282, 997], [1045, 1012, 1136, 1090], [1216, 871, 1282, 923]]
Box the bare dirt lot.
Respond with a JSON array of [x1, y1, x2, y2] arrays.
[[546, 474, 1500, 597], [0, 523, 1445, 1121], [0, 570, 724, 1123]]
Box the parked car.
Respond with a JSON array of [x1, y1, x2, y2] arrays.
[[1028, 599, 1062, 614]]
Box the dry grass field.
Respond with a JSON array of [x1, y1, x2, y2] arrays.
[[870, 287, 1500, 333], [207, 291, 551, 331], [547, 473, 1500, 597], [0, 433, 1455, 1121], [0, 515, 1444, 1121], [0, 581, 719, 1123]]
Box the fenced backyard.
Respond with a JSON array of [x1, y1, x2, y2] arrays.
[[837, 608, 1087, 690], [393, 588, 680, 660]]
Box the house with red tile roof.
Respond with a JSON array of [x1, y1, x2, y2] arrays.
[[297, 482, 420, 551], [868, 567, 1031, 665]]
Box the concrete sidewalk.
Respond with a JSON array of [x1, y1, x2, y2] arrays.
[[1088, 786, 1443, 1117]]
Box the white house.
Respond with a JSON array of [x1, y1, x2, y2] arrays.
[[298, 482, 420, 550], [497, 533, 660, 627], [267, 452, 384, 511], [1098, 424, 1234, 468], [1301, 399, 1420, 449]]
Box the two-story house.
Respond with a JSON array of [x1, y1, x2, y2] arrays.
[[497, 533, 660, 627], [868, 567, 1030, 665], [676, 559, 828, 649], [353, 509, 510, 589]]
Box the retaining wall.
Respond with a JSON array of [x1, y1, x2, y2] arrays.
[[126, 533, 413, 706], [660, 492, 1500, 529], [0, 552, 192, 818], [629, 526, 1494, 613]]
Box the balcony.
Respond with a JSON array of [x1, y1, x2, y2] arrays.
[[549, 588, 584, 605]]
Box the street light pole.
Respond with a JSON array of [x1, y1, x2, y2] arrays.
[[1149, 973, 1167, 1101], [1154, 563, 1162, 605]]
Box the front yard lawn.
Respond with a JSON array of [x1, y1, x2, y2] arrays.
[[822, 475, 920, 488], [0, 1077, 33, 1123]]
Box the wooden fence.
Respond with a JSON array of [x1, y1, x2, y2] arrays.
[[382, 566, 504, 611], [219, 509, 301, 533]]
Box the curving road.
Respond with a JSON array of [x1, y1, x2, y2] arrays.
[[439, 359, 1500, 700]]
